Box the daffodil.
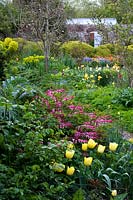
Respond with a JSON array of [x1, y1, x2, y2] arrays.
[[91, 79, 95, 83], [82, 143, 88, 151], [109, 142, 118, 151], [111, 190, 117, 197], [84, 157, 93, 166], [106, 64, 109, 68], [90, 74, 94, 78], [65, 150, 75, 159], [66, 166, 75, 175], [88, 139, 97, 149], [112, 82, 115, 86], [97, 144, 106, 153], [108, 105, 111, 109], [112, 63, 120, 71], [81, 65, 85, 68], [98, 75, 102, 81]]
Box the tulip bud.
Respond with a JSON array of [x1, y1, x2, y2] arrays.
[[67, 142, 74, 149], [84, 157, 93, 166], [109, 142, 118, 151], [97, 144, 106, 153], [84, 73, 89, 80], [82, 143, 88, 151], [128, 138, 133, 143], [111, 190, 117, 197], [66, 166, 75, 175], [65, 150, 75, 159], [88, 139, 97, 149], [52, 163, 65, 172]]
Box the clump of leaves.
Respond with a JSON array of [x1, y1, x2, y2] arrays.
[[112, 87, 133, 107]]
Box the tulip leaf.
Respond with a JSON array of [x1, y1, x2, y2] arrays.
[[122, 172, 130, 177], [102, 174, 111, 189], [113, 193, 128, 200], [106, 168, 119, 175]]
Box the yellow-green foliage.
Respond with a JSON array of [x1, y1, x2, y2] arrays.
[[0, 38, 18, 80], [127, 45, 133, 52], [95, 44, 112, 57], [4, 37, 13, 46], [1, 37, 18, 52], [102, 43, 116, 54], [13, 37, 27, 53], [60, 41, 94, 58], [22, 41, 43, 56], [14, 38, 43, 57], [0, 41, 4, 51], [51, 42, 61, 56], [23, 55, 44, 64]]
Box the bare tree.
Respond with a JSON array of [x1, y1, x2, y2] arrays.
[[17, 0, 67, 72]]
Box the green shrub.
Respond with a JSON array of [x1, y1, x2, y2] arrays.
[[13, 37, 27, 55], [95, 44, 112, 57], [94, 68, 118, 87], [50, 42, 61, 56], [112, 87, 133, 107], [59, 54, 77, 69], [73, 188, 85, 200], [103, 43, 116, 55], [117, 110, 133, 133], [14, 38, 43, 57], [22, 41, 43, 57], [60, 41, 94, 59]]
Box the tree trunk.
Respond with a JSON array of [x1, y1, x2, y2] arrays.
[[44, 1, 49, 72], [44, 40, 49, 72]]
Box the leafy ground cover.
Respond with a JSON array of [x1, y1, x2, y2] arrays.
[[0, 38, 133, 200]]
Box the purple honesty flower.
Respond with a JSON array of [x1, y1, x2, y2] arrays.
[[77, 124, 96, 131], [63, 96, 74, 101], [59, 121, 72, 128], [96, 116, 113, 126], [71, 131, 98, 144], [68, 105, 83, 112]]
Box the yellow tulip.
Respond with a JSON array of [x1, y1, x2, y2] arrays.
[[84, 73, 89, 80], [84, 157, 93, 166], [128, 138, 133, 143], [66, 166, 75, 175], [88, 139, 97, 149], [97, 144, 106, 153], [82, 143, 88, 151], [109, 142, 118, 151], [65, 150, 75, 159], [111, 190, 117, 197]]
